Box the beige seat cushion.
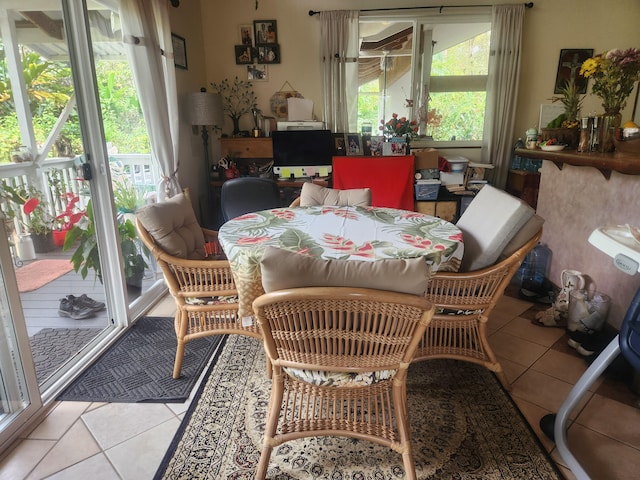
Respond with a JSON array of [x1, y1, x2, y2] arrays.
[[260, 246, 430, 296], [136, 193, 206, 260], [456, 185, 535, 271], [299, 182, 372, 207]]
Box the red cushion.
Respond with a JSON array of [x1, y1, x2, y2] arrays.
[[332, 156, 415, 211]]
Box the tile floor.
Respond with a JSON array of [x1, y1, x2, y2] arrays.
[[1, 293, 640, 479]]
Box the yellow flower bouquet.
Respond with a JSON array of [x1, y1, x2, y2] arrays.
[[580, 48, 640, 113]]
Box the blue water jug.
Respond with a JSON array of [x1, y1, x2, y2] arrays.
[[520, 243, 551, 293]]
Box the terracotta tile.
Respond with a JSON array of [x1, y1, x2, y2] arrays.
[[511, 369, 592, 414], [496, 355, 528, 386], [565, 423, 640, 480], [511, 397, 556, 452], [488, 330, 548, 368], [531, 349, 601, 388], [501, 315, 566, 347], [493, 294, 533, 317], [576, 393, 640, 449]]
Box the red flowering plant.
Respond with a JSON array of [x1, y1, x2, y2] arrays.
[[54, 192, 86, 231], [1, 184, 55, 235], [379, 113, 418, 139]]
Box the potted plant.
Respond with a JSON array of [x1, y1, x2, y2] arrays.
[[53, 192, 85, 247], [64, 200, 148, 292], [2, 184, 55, 253], [543, 78, 584, 148]]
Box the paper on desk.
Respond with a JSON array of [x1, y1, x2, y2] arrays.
[[287, 98, 314, 121]]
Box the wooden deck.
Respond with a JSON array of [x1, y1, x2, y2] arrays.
[[17, 248, 160, 337]]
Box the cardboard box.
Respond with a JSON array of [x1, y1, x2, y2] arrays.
[[412, 148, 438, 170]]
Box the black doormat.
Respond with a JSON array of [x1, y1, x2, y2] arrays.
[[57, 317, 225, 403]]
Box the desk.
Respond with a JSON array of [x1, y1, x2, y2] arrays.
[[218, 205, 464, 318]]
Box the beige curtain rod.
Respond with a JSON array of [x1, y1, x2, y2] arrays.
[[309, 2, 533, 16]]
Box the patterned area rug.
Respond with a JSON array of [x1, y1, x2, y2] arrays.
[[15, 259, 74, 292], [57, 317, 225, 403], [155, 335, 564, 479]]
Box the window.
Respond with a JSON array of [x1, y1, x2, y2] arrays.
[[358, 14, 491, 146]]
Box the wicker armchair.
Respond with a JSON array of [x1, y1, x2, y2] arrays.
[[136, 218, 261, 379], [414, 228, 542, 390], [252, 287, 435, 480]]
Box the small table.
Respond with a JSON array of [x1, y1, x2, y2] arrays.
[[218, 205, 464, 318]]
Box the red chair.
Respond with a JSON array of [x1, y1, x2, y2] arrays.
[[332, 155, 415, 211]]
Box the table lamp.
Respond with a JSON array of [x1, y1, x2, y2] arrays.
[[189, 88, 223, 176]]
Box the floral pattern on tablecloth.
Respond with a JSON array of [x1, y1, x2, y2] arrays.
[[219, 205, 464, 317]]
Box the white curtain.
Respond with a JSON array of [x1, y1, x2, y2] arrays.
[[481, 4, 525, 189], [320, 10, 359, 133], [118, 0, 180, 199]]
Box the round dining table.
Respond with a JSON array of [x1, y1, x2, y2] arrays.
[[218, 205, 464, 319]]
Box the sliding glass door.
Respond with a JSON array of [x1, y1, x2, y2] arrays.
[[0, 0, 163, 453]]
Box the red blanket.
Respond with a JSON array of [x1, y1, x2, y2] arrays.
[[333, 155, 415, 211]]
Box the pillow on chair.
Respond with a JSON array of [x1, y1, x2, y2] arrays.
[[499, 214, 545, 260], [456, 185, 535, 271], [260, 246, 430, 296], [136, 193, 206, 260], [299, 182, 372, 207]]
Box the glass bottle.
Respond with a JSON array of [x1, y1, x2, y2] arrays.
[[589, 116, 599, 152], [577, 117, 590, 152]]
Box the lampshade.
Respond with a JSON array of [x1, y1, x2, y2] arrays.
[[189, 90, 223, 127]]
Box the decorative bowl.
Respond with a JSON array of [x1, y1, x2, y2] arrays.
[[540, 144, 567, 152], [613, 138, 640, 154]]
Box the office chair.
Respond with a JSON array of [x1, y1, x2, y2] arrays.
[[220, 177, 282, 222]]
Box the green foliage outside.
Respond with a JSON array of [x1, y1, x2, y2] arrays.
[[0, 44, 149, 163], [357, 30, 490, 142]]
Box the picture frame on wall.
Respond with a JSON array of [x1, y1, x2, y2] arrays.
[[254, 20, 277, 45], [345, 133, 363, 156], [239, 24, 254, 46], [234, 45, 253, 65], [554, 48, 593, 94], [257, 45, 280, 64], [171, 33, 187, 70], [248, 64, 268, 81]]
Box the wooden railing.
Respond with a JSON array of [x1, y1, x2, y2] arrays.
[[1, 154, 159, 236]]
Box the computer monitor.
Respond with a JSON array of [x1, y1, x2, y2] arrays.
[[271, 129, 333, 178]]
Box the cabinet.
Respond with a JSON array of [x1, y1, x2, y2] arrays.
[[506, 169, 540, 209], [220, 137, 273, 159]]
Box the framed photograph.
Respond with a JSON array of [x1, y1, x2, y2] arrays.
[[171, 33, 187, 70], [239, 24, 254, 47], [254, 20, 277, 45], [345, 133, 363, 156], [554, 48, 593, 94], [234, 45, 253, 65], [257, 45, 280, 64], [333, 133, 346, 155], [247, 64, 268, 82], [369, 136, 384, 156]]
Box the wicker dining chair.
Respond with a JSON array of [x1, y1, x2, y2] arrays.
[[136, 193, 262, 378], [414, 228, 542, 390], [252, 287, 435, 480]]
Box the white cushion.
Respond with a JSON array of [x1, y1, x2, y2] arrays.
[[299, 182, 372, 207], [456, 185, 535, 271], [260, 246, 430, 296], [499, 214, 545, 260]]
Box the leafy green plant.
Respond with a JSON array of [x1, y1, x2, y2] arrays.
[[64, 200, 148, 281], [1, 184, 54, 235]]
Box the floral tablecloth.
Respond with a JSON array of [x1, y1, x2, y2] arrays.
[[218, 205, 464, 318]]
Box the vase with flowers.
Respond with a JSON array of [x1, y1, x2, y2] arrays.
[[379, 113, 418, 144], [580, 48, 640, 152]]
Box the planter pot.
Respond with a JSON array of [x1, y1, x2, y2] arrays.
[[126, 270, 144, 299], [31, 232, 55, 253], [15, 234, 36, 261], [52, 229, 70, 247]]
